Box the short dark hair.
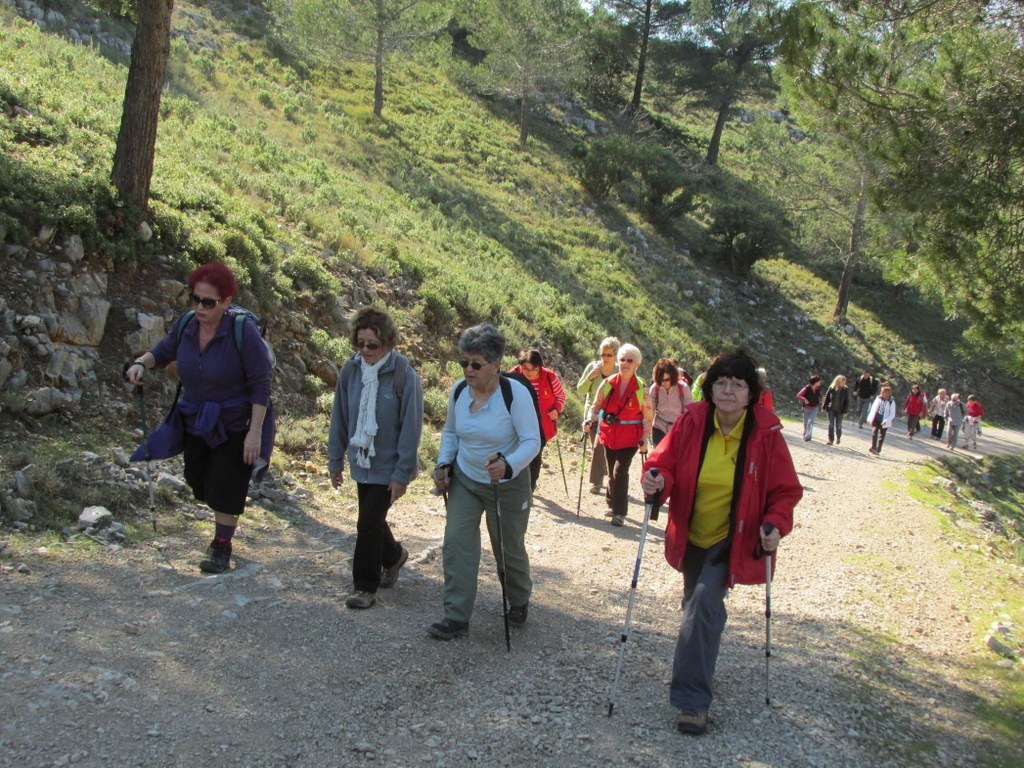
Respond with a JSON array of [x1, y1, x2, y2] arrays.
[[188, 261, 238, 299], [350, 306, 399, 349], [518, 348, 543, 367], [703, 349, 761, 405]]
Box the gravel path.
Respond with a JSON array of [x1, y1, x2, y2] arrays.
[[1, 417, 1021, 767]]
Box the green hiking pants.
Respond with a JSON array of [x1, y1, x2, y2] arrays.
[[442, 463, 533, 624]]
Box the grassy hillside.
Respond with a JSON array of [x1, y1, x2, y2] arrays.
[[1, 0, 1020, 432]]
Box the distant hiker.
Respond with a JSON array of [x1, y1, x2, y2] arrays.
[[649, 358, 692, 447], [853, 371, 880, 428], [821, 374, 849, 446], [125, 261, 274, 574], [511, 348, 566, 491], [903, 384, 927, 440], [429, 324, 541, 640], [796, 375, 823, 441], [944, 393, 967, 450], [576, 336, 619, 495], [928, 388, 950, 440], [755, 367, 774, 411], [867, 385, 896, 455], [328, 307, 423, 610], [962, 394, 985, 450], [584, 343, 653, 527], [641, 349, 801, 736]]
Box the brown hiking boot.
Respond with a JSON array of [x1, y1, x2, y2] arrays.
[[676, 709, 708, 735], [199, 539, 231, 574]]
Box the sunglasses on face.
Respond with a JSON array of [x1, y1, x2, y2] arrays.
[[459, 360, 487, 370], [189, 293, 222, 309], [356, 341, 382, 350], [619, 357, 635, 363]]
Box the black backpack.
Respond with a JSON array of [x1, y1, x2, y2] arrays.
[[172, 306, 275, 367], [453, 371, 547, 447]]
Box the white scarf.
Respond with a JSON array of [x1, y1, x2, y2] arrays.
[[351, 351, 392, 469]]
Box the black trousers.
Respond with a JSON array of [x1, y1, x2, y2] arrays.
[[353, 483, 403, 593], [604, 445, 639, 518]]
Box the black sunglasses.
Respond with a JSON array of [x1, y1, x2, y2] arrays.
[[356, 341, 382, 350], [459, 360, 486, 370], [188, 293, 222, 309]]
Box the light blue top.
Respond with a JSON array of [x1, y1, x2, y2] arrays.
[[438, 377, 541, 484]]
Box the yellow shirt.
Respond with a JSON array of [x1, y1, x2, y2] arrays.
[[689, 409, 746, 548]]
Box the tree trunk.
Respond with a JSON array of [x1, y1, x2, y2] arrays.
[[110, 0, 175, 210], [833, 170, 868, 323], [373, 29, 385, 117], [518, 93, 530, 146], [705, 100, 730, 166], [629, 0, 653, 112]]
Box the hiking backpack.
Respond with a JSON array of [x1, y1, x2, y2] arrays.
[[172, 306, 276, 368], [453, 371, 547, 447]]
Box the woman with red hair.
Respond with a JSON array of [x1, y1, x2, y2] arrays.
[[126, 261, 274, 573]]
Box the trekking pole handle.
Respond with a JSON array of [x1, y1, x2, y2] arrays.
[[122, 361, 144, 396], [755, 523, 776, 559], [644, 469, 663, 521]]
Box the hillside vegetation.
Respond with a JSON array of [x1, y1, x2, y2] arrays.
[[1, 0, 1021, 433]]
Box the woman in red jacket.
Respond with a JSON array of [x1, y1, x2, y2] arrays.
[[903, 384, 927, 439], [642, 349, 802, 736], [511, 349, 566, 491], [584, 343, 653, 527]]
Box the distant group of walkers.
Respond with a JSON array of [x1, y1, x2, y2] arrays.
[[790, 369, 986, 456]]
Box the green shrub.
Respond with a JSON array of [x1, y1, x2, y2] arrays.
[[574, 134, 641, 199], [423, 386, 450, 425], [707, 196, 790, 275], [282, 253, 340, 292]]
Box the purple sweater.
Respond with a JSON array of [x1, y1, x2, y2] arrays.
[[150, 312, 272, 434]]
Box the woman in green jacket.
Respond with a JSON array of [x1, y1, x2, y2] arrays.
[[576, 336, 619, 495]]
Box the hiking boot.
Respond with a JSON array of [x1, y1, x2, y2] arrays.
[[677, 709, 708, 735], [345, 590, 376, 609], [380, 545, 409, 589], [610, 515, 625, 527], [589, 484, 603, 495], [507, 604, 528, 628], [604, 508, 615, 517], [199, 539, 231, 574], [826, 440, 833, 446], [427, 618, 469, 641]]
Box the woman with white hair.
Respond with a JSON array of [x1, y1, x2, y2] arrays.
[[583, 343, 653, 526]]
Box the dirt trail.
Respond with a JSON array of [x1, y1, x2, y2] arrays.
[[1, 416, 1021, 767]]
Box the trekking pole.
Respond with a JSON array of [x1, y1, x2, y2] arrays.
[[607, 469, 662, 717], [124, 363, 157, 532], [761, 523, 776, 707], [575, 432, 589, 517], [489, 454, 512, 653], [554, 433, 569, 497]]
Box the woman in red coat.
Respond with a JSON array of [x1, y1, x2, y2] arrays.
[[642, 349, 802, 736], [584, 343, 653, 527], [511, 349, 566, 491]]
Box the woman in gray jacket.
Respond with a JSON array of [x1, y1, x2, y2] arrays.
[[328, 307, 424, 609]]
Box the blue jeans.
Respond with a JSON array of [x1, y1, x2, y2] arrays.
[[802, 406, 817, 439], [670, 539, 731, 712]]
